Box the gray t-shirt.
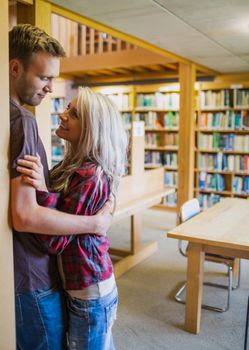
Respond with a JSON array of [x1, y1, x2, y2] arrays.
[[10, 99, 59, 293]]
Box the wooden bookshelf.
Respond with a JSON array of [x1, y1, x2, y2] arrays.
[[134, 84, 180, 210], [93, 83, 179, 210], [195, 82, 249, 209]]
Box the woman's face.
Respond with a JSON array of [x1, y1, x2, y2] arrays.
[[56, 97, 81, 148]]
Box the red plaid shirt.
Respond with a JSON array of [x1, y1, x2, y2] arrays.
[[36, 162, 113, 289]]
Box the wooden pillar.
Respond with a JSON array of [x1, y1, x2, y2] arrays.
[[178, 62, 196, 212], [0, 3, 15, 350], [17, 0, 52, 166]]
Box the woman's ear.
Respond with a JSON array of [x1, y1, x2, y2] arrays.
[[9, 59, 23, 79]]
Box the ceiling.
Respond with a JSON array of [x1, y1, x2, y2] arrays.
[[51, 0, 249, 74]]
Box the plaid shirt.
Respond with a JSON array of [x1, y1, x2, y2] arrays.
[[36, 162, 113, 290]]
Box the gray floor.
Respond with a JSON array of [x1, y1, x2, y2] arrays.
[[109, 209, 249, 350]]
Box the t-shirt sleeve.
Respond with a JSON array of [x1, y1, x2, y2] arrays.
[[10, 112, 39, 179]]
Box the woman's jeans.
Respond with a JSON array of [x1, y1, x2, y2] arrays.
[[67, 286, 118, 350], [15, 284, 67, 350]]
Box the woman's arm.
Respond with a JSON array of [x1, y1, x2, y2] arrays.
[[16, 156, 111, 255]]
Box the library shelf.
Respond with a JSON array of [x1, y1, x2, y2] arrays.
[[195, 83, 249, 209]]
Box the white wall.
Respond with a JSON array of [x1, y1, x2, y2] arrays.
[[0, 2, 16, 349]]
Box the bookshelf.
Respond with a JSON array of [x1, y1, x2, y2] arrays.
[[94, 84, 179, 210], [195, 83, 249, 209], [51, 97, 65, 167], [134, 84, 180, 210], [50, 80, 67, 167], [93, 86, 134, 175]]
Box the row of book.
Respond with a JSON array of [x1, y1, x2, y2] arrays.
[[234, 89, 249, 108], [199, 111, 249, 130], [136, 92, 179, 109], [200, 90, 231, 109], [107, 93, 131, 110], [135, 111, 179, 128], [199, 133, 249, 152], [198, 153, 249, 173], [145, 133, 179, 147], [164, 171, 178, 187], [122, 112, 132, 127], [200, 89, 249, 109], [162, 192, 177, 208], [145, 151, 178, 168], [233, 176, 249, 194], [199, 172, 225, 192], [197, 193, 222, 210]]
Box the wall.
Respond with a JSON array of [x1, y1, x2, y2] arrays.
[[0, 2, 15, 349]]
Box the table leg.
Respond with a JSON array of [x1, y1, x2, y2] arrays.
[[131, 214, 142, 254], [185, 242, 204, 334]]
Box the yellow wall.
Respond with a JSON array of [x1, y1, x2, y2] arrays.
[[0, 2, 15, 349]]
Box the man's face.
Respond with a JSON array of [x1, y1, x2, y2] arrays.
[[14, 51, 60, 106]]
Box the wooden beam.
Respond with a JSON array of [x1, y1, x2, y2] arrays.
[[17, 0, 52, 165], [177, 62, 196, 212], [70, 72, 179, 85], [17, 0, 33, 4], [61, 47, 176, 75], [214, 73, 249, 83]]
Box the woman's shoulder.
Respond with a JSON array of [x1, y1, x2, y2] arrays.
[[75, 161, 99, 177]]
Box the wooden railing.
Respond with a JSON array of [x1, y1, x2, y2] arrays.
[[51, 13, 136, 58]]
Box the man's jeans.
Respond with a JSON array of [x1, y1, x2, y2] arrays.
[[67, 286, 118, 350], [15, 284, 67, 350]]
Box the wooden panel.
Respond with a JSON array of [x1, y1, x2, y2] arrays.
[[60, 47, 175, 75], [177, 62, 196, 211], [0, 2, 15, 349]]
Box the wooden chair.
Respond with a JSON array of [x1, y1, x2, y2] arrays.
[[175, 198, 240, 312]]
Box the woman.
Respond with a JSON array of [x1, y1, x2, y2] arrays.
[[17, 87, 128, 350]]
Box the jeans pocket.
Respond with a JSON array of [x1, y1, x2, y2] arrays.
[[36, 284, 58, 300], [105, 294, 118, 333], [67, 297, 88, 319]]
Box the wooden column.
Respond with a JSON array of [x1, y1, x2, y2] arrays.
[[0, 3, 15, 350], [17, 0, 52, 166], [178, 62, 196, 212]]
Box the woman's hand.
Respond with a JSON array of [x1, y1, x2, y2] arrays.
[[17, 154, 48, 192]]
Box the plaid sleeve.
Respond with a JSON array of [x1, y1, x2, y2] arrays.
[[35, 190, 73, 255], [35, 164, 110, 254]]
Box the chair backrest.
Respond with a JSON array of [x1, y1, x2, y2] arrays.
[[180, 198, 200, 223]]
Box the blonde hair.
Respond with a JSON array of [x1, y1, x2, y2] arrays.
[[9, 24, 65, 69], [50, 87, 128, 196]]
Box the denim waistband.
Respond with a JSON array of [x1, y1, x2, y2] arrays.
[[66, 274, 116, 300]]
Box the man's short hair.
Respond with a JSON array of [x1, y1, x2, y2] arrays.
[[9, 24, 65, 69]]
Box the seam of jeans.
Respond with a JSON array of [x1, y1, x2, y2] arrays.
[[16, 295, 23, 325], [35, 295, 49, 350]]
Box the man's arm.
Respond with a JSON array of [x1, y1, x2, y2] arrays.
[[11, 176, 112, 235]]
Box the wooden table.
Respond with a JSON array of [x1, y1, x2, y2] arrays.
[[112, 167, 175, 278], [167, 198, 249, 334]]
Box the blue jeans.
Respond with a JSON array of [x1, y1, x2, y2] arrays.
[[15, 284, 67, 350], [67, 286, 118, 350]]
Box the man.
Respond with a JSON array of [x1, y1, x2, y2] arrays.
[[9, 24, 112, 350]]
